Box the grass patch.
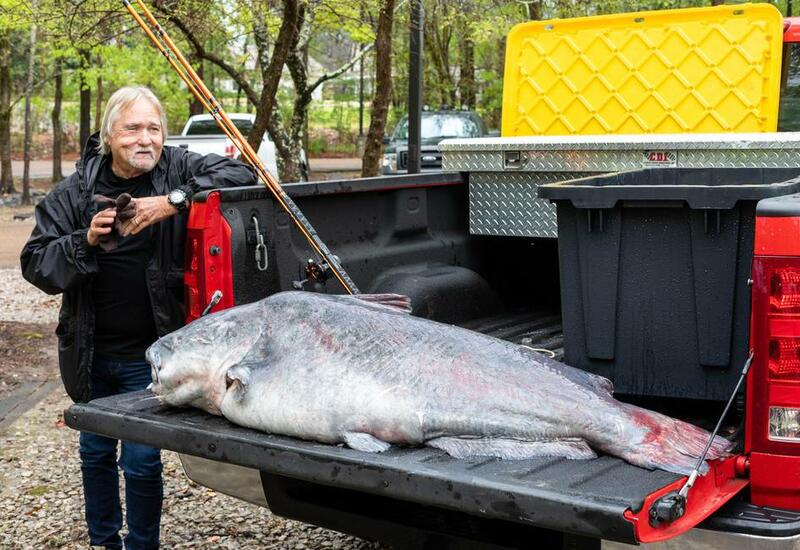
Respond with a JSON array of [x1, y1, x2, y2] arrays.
[[25, 485, 54, 496]]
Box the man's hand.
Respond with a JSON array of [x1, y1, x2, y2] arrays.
[[87, 208, 117, 247], [118, 196, 177, 237]]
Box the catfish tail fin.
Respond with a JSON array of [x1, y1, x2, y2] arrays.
[[606, 405, 733, 476]]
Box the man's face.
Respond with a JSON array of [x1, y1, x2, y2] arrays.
[[108, 99, 164, 178]]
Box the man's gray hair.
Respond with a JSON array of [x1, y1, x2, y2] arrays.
[[97, 86, 168, 155]]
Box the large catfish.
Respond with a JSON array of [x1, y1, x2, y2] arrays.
[[147, 291, 731, 475]]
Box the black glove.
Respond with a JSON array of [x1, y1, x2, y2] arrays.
[[92, 193, 137, 252]]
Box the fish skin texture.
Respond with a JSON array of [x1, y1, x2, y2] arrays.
[[147, 291, 732, 476], [427, 437, 597, 460]]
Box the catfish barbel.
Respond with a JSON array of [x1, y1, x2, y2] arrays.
[[147, 291, 730, 475]]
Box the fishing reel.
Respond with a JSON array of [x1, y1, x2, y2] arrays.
[[292, 258, 336, 292]]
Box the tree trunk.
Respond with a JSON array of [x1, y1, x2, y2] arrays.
[[458, 29, 475, 109], [247, 0, 300, 150], [288, 92, 310, 183], [22, 3, 37, 206], [302, 44, 309, 158], [285, 12, 311, 183], [0, 30, 13, 194], [362, 0, 395, 177], [266, 103, 303, 182], [94, 54, 103, 133], [526, 0, 542, 20], [94, 75, 103, 133], [52, 57, 63, 182], [424, 10, 456, 108], [79, 50, 91, 154], [189, 55, 204, 115]]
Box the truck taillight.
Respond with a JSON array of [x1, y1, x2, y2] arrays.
[[184, 191, 234, 324], [747, 212, 800, 510], [750, 257, 800, 451], [769, 336, 800, 380], [770, 268, 800, 312]]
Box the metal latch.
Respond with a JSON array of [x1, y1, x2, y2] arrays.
[[251, 216, 268, 272], [504, 151, 527, 169]]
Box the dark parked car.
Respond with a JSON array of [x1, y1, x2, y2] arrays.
[[382, 110, 487, 174]]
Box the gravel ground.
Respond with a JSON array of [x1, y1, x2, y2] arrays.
[[0, 266, 388, 549], [0, 389, 387, 549], [0, 268, 60, 324]]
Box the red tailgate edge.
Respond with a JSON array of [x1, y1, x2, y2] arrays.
[[623, 456, 748, 543]]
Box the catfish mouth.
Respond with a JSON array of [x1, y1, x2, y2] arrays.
[[145, 344, 162, 385]]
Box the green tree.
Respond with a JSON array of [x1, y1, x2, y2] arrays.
[[21, 0, 37, 205], [0, 0, 27, 193], [153, 0, 378, 181]]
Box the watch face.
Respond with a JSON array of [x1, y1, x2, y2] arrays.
[[169, 190, 185, 203]]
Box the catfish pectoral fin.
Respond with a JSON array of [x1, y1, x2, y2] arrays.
[[343, 432, 392, 453], [225, 364, 252, 400], [427, 437, 597, 460]]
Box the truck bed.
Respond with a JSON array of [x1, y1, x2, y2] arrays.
[[65, 175, 787, 547]]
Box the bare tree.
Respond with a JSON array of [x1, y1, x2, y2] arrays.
[[362, 0, 396, 177]]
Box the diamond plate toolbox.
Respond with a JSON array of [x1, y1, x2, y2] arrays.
[[441, 133, 800, 237], [501, 4, 783, 137]]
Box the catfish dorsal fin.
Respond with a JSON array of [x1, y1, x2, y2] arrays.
[[352, 293, 412, 314]]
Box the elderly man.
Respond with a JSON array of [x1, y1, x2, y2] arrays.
[[20, 86, 256, 549]]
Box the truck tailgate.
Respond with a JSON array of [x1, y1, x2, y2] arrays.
[[65, 390, 745, 544]]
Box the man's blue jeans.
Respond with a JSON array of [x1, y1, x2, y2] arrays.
[[79, 356, 162, 550]]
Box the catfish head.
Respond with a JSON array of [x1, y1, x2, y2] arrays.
[[146, 300, 265, 415]]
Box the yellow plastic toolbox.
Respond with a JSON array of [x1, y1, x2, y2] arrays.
[[502, 4, 784, 136]]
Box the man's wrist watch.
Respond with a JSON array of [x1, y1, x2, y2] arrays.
[[167, 189, 189, 212]]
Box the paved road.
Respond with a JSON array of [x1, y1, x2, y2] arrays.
[[10, 157, 362, 179]]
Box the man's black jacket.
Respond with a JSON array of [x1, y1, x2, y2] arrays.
[[20, 134, 257, 402]]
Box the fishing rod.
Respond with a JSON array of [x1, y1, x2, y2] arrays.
[[122, 0, 361, 295]]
